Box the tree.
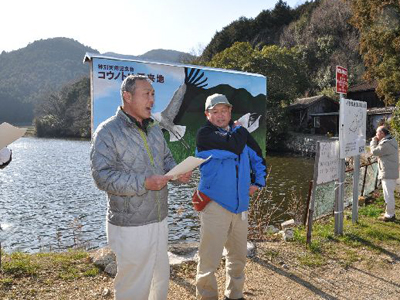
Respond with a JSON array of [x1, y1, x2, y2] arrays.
[[34, 77, 90, 138], [199, 1, 296, 62], [281, 0, 363, 92], [349, 0, 400, 105], [206, 42, 309, 149]]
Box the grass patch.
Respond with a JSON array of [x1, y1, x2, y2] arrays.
[[1, 252, 39, 277], [1, 250, 99, 281], [291, 192, 400, 268], [297, 252, 326, 267]]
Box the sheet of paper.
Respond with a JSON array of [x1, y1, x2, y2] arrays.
[[0, 122, 27, 149], [165, 155, 211, 180]]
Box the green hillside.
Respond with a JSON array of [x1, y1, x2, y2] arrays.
[[0, 37, 97, 124]]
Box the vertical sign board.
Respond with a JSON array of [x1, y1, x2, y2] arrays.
[[307, 140, 339, 244], [339, 98, 367, 159], [336, 66, 348, 94], [317, 141, 340, 185], [83, 53, 267, 162]]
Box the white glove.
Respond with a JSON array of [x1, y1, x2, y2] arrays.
[[0, 147, 12, 164]]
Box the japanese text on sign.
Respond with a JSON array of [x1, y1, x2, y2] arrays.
[[96, 64, 165, 83], [336, 66, 348, 94], [317, 141, 339, 184]]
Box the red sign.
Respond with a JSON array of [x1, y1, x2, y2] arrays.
[[336, 66, 348, 94]]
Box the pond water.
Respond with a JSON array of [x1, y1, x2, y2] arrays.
[[0, 137, 314, 253]]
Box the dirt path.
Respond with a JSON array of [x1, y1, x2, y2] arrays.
[[2, 241, 400, 299], [168, 242, 400, 300]]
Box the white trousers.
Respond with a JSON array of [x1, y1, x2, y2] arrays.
[[196, 201, 248, 300], [382, 179, 397, 218], [107, 219, 169, 300]]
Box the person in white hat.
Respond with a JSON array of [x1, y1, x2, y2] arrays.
[[195, 93, 267, 300], [0, 147, 12, 169]]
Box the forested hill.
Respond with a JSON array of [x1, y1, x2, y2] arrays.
[[0, 38, 194, 125], [0, 38, 97, 124], [199, 0, 320, 62]]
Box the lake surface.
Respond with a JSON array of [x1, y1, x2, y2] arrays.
[[0, 137, 314, 253]]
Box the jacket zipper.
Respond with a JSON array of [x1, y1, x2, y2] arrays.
[[139, 129, 161, 222]]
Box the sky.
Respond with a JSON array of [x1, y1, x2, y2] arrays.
[[2, 0, 306, 56]]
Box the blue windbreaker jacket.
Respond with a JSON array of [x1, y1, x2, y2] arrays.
[[195, 120, 267, 213]]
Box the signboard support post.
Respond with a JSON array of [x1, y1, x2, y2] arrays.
[[335, 93, 346, 235], [335, 158, 345, 235], [306, 142, 320, 245], [352, 155, 360, 223]]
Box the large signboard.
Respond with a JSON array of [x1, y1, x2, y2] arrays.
[[339, 98, 367, 158], [84, 53, 267, 162]]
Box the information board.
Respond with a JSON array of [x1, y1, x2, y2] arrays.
[[339, 98, 367, 158]]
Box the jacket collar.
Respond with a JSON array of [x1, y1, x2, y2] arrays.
[[117, 106, 153, 133], [206, 120, 234, 132]]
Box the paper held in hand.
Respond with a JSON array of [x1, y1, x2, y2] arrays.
[[165, 155, 211, 180], [0, 122, 27, 149]]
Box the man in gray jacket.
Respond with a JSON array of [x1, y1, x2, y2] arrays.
[[370, 125, 399, 222], [91, 75, 191, 300]]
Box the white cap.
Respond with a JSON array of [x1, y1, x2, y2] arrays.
[[205, 94, 232, 111]]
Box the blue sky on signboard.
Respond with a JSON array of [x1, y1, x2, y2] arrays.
[[92, 57, 266, 130]]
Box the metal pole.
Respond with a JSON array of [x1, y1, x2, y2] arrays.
[[335, 159, 345, 235], [352, 155, 360, 223], [335, 94, 345, 235]]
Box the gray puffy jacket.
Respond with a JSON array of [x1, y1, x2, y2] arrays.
[[370, 135, 399, 180], [90, 107, 176, 226]]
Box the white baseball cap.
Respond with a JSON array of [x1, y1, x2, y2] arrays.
[[205, 93, 232, 111]]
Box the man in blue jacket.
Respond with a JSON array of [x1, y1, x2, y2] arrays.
[[195, 93, 267, 300]]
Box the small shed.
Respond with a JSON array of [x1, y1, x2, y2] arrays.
[[288, 95, 339, 135], [367, 106, 395, 138], [347, 81, 385, 108]]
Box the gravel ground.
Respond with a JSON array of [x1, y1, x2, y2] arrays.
[[2, 241, 400, 299], [168, 241, 400, 300]]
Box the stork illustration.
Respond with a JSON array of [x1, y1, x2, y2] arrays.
[[237, 112, 262, 133], [152, 68, 208, 149]]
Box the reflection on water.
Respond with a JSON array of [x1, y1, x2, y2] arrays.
[[0, 138, 314, 253], [266, 153, 314, 205]]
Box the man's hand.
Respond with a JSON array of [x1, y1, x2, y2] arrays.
[[177, 171, 192, 183], [145, 175, 173, 191], [233, 120, 242, 128], [249, 185, 259, 196]]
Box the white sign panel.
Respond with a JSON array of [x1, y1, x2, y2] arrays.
[[339, 98, 367, 158], [317, 141, 339, 184]]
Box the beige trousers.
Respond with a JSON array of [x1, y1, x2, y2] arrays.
[[196, 201, 248, 300], [107, 219, 169, 300]]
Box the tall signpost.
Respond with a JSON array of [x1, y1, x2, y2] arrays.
[[336, 66, 348, 235], [336, 66, 367, 233]]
